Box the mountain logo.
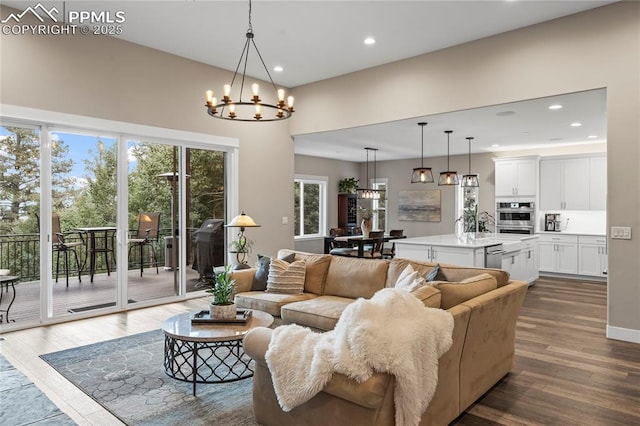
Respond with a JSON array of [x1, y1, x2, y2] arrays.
[[1, 3, 59, 24]]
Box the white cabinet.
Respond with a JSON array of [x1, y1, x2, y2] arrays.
[[578, 235, 607, 277], [539, 155, 606, 210], [494, 158, 537, 198], [540, 158, 589, 210], [589, 156, 607, 210], [394, 243, 484, 267], [501, 240, 539, 284], [538, 234, 578, 274]]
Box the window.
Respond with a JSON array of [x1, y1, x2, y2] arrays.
[[372, 179, 387, 232], [294, 175, 327, 238]]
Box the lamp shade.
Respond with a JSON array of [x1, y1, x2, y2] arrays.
[[438, 171, 459, 186], [461, 174, 479, 187], [412, 167, 434, 183], [226, 212, 260, 228]]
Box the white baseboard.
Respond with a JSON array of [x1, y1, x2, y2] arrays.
[[606, 325, 640, 343]]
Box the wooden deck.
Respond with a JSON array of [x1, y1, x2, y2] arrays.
[[0, 266, 202, 324]]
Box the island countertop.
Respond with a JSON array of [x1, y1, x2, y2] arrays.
[[394, 233, 538, 249]]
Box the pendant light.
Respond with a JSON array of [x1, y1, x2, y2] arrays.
[[357, 147, 383, 200], [461, 137, 479, 187], [438, 130, 458, 186], [411, 122, 434, 183]]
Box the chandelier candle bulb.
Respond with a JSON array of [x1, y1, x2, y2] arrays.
[[223, 84, 231, 102], [255, 104, 262, 120], [228, 103, 236, 119], [278, 89, 285, 102], [205, 90, 214, 105], [287, 96, 295, 110]]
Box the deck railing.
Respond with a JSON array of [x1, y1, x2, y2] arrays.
[[0, 229, 186, 282]]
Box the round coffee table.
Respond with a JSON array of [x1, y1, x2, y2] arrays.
[[162, 309, 274, 396]]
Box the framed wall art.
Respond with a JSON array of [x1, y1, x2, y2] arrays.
[[398, 190, 441, 222]]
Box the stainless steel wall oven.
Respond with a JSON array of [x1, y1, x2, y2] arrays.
[[496, 202, 535, 234]]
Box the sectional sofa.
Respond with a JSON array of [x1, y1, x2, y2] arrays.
[[232, 249, 528, 426]]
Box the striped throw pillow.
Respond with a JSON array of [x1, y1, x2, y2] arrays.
[[266, 258, 306, 294]]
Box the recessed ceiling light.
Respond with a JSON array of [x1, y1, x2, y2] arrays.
[[364, 37, 375, 45], [570, 122, 582, 127], [588, 135, 598, 139], [273, 65, 283, 72], [496, 111, 515, 116], [548, 104, 563, 110], [549, 137, 563, 141], [491, 144, 500, 147]]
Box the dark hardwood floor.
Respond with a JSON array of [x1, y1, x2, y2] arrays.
[[454, 276, 640, 426]]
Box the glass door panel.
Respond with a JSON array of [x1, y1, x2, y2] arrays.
[[50, 131, 117, 316], [127, 140, 180, 302], [186, 148, 226, 293], [0, 125, 41, 323]]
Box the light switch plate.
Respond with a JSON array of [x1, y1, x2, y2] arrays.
[[282, 216, 289, 225], [611, 226, 632, 239]]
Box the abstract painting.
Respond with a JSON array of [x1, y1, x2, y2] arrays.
[[398, 190, 441, 222]]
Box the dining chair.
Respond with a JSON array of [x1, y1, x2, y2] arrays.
[[128, 212, 161, 276], [357, 230, 385, 258], [52, 213, 85, 287], [382, 229, 404, 259], [329, 227, 358, 256]]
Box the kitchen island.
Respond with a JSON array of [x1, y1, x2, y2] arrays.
[[394, 233, 539, 284]]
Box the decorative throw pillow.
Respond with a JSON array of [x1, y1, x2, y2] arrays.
[[252, 252, 297, 291], [425, 263, 447, 282], [266, 258, 306, 294], [395, 264, 427, 292]]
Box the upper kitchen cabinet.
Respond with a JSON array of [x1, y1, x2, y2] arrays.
[[540, 154, 606, 210], [494, 157, 538, 199], [589, 155, 607, 210]]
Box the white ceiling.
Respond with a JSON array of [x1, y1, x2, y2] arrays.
[[2, 0, 613, 160]]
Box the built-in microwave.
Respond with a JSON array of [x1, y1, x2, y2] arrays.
[[496, 202, 535, 233]]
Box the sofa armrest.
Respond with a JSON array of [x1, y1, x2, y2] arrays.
[[243, 327, 393, 409], [232, 268, 257, 293]]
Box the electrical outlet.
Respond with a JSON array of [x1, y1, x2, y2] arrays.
[[611, 226, 632, 240]]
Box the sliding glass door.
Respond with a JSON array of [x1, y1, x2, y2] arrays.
[[50, 130, 118, 316], [0, 113, 233, 329]]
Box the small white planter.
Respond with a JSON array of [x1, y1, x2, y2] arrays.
[[210, 302, 237, 320]]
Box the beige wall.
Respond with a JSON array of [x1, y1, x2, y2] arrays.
[[290, 3, 640, 338], [0, 5, 295, 264]]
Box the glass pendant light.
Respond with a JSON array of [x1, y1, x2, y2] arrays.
[[356, 148, 383, 200], [438, 130, 458, 186], [461, 137, 479, 187], [411, 122, 434, 183]]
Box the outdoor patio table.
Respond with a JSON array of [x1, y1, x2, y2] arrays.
[[0, 275, 19, 323], [75, 227, 117, 283]]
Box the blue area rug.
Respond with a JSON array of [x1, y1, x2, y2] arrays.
[[39, 330, 257, 426], [0, 353, 75, 426]]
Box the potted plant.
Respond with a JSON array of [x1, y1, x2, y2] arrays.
[[338, 177, 359, 194], [203, 264, 237, 319]]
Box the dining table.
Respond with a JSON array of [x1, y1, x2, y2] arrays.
[[75, 226, 117, 282], [326, 234, 406, 258]]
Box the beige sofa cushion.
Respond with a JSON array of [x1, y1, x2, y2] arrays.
[[278, 249, 332, 295], [324, 256, 389, 299], [281, 295, 354, 331], [266, 259, 306, 294], [410, 285, 441, 308], [235, 291, 317, 317], [386, 258, 510, 288], [431, 273, 498, 309]]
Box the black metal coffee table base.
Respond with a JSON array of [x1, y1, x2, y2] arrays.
[[163, 333, 253, 396]]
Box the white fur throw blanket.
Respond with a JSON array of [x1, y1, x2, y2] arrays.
[[265, 288, 454, 426]]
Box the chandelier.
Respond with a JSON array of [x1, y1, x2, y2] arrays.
[[204, 0, 295, 122], [438, 130, 459, 186], [411, 122, 434, 183], [357, 148, 384, 200]]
